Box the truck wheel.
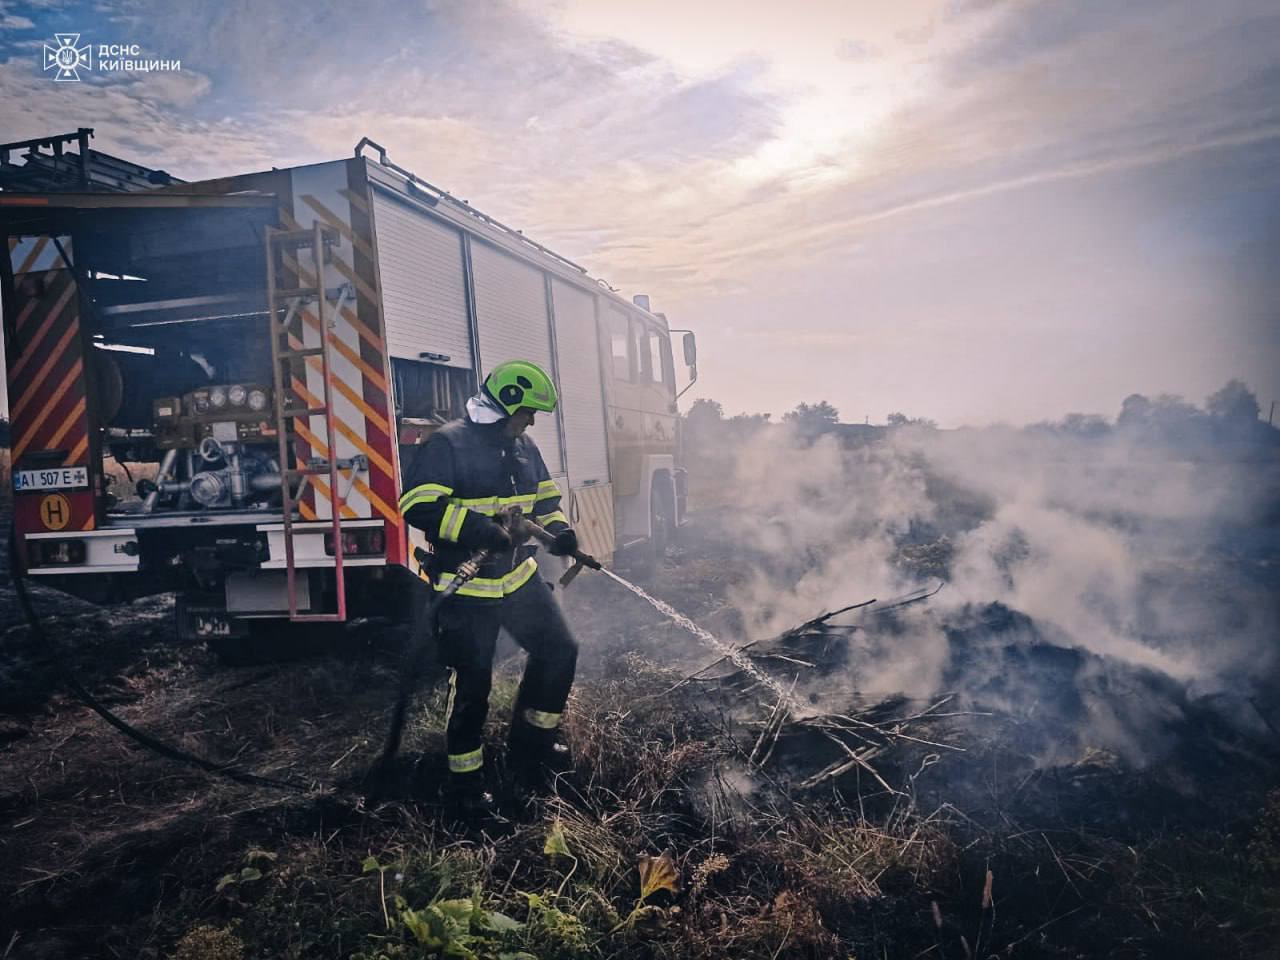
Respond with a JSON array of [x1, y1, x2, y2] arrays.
[[628, 480, 674, 581], [650, 480, 674, 562]]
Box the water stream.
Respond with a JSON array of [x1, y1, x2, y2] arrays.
[[599, 567, 800, 711]]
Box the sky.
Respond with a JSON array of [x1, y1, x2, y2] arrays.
[[0, 0, 1277, 426]]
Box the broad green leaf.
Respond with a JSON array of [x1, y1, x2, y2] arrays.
[[239, 866, 263, 882], [215, 873, 237, 892], [245, 848, 278, 864], [362, 855, 382, 873], [543, 819, 571, 858], [485, 911, 525, 933], [435, 898, 475, 923], [637, 851, 679, 900]]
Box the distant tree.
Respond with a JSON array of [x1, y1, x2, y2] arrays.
[[1119, 393, 1203, 426], [1117, 393, 1152, 427], [727, 412, 772, 430], [783, 401, 840, 433], [1056, 413, 1111, 439], [1147, 394, 1202, 425], [886, 412, 938, 430], [1117, 392, 1210, 444], [680, 398, 774, 466], [1205, 379, 1260, 421], [684, 398, 724, 433]]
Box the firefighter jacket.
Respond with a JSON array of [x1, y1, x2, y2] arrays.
[[398, 418, 571, 601]]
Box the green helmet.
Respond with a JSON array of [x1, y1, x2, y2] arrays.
[[483, 359, 559, 416]]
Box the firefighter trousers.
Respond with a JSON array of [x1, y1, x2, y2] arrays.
[[436, 571, 578, 776]]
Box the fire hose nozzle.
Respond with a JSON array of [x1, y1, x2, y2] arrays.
[[496, 508, 601, 585], [436, 548, 491, 599]]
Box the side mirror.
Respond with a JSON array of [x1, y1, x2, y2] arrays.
[[682, 331, 697, 367]]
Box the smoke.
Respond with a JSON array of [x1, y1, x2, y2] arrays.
[[924, 427, 1277, 684], [695, 410, 1280, 763]]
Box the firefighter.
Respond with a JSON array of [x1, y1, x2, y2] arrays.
[[398, 359, 580, 820]]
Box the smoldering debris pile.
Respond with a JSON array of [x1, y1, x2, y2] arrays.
[[671, 405, 1280, 810], [661, 587, 958, 797], [659, 580, 1277, 828]]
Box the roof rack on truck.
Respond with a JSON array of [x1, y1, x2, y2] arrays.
[[0, 128, 181, 194]]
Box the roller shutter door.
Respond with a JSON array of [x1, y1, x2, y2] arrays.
[[372, 190, 472, 368], [470, 241, 565, 475], [550, 278, 609, 486]]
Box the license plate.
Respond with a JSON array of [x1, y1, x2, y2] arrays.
[[13, 466, 89, 492]]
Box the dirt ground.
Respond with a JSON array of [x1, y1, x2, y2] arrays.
[[1, 507, 1278, 959], [0, 513, 737, 957]]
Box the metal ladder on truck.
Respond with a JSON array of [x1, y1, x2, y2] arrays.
[[265, 221, 348, 622]]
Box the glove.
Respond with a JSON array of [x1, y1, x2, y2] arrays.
[[476, 522, 512, 553], [549, 528, 579, 557]]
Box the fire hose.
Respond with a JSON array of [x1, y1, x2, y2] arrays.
[[7, 518, 309, 792], [9, 510, 599, 795]]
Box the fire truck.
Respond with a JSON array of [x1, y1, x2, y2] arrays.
[[1, 129, 696, 653]]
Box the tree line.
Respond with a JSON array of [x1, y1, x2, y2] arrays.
[[683, 378, 1275, 447]]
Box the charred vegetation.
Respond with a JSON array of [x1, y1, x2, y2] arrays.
[[1, 392, 1278, 958]]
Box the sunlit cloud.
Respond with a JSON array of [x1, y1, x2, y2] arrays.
[[0, 0, 1276, 423]]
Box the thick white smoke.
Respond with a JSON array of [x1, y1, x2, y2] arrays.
[[706, 417, 1280, 760]]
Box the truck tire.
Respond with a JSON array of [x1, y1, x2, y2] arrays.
[[650, 480, 674, 562], [628, 479, 674, 581]]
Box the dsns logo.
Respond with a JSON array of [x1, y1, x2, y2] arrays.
[[43, 33, 92, 82]]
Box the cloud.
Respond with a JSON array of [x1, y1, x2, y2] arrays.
[[107, 68, 214, 107], [2, 0, 1277, 424], [835, 38, 875, 62], [0, 57, 279, 179], [1, 14, 34, 30], [8, 0, 1276, 302]]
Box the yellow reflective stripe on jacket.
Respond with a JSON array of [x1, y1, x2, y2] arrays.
[[453, 495, 499, 515], [520, 707, 562, 730], [535, 479, 560, 501], [504, 493, 536, 511], [448, 746, 483, 774], [439, 502, 466, 542], [535, 509, 568, 527], [447, 493, 537, 516], [503, 557, 538, 592], [435, 572, 504, 597], [434, 557, 538, 598], [399, 482, 453, 513]]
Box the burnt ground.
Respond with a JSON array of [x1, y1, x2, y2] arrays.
[[1, 507, 1278, 959]]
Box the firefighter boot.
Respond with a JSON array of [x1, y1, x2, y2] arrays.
[[445, 771, 509, 833], [507, 721, 573, 796]]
